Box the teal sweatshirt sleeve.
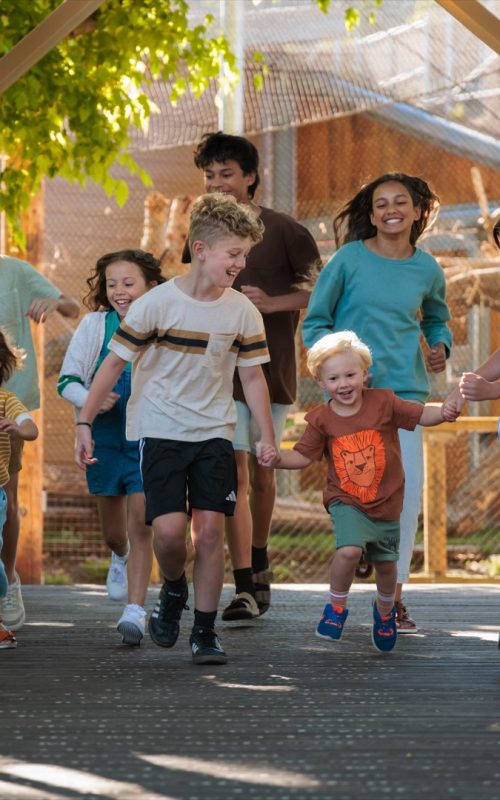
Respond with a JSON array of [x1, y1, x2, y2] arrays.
[[302, 252, 344, 349], [420, 267, 452, 356]]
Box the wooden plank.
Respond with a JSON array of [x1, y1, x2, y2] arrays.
[[289, 413, 499, 435], [0, 0, 106, 94], [435, 0, 500, 56]]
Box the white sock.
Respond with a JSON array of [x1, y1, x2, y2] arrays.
[[376, 591, 395, 616], [329, 589, 349, 608]]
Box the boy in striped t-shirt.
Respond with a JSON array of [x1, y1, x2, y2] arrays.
[[75, 193, 277, 665], [0, 332, 38, 648]]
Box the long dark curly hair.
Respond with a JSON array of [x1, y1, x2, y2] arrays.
[[333, 173, 439, 248], [0, 331, 24, 386], [83, 250, 165, 311]]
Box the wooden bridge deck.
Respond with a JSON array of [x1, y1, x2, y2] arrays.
[[1, 582, 500, 800]]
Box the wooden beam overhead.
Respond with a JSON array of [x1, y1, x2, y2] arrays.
[[0, 0, 107, 95], [435, 0, 500, 56]]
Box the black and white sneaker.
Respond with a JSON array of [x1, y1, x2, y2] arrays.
[[148, 580, 189, 648], [189, 626, 228, 664]]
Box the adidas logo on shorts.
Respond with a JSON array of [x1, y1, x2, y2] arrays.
[[225, 491, 236, 502]]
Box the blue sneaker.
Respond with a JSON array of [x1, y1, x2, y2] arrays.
[[371, 602, 397, 652], [316, 603, 348, 641]]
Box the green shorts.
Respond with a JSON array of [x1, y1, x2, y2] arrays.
[[328, 502, 400, 562]]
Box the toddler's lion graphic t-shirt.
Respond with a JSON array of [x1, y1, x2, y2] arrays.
[[294, 388, 423, 520]]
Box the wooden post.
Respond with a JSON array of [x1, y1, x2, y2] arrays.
[[423, 431, 449, 577], [140, 191, 171, 259], [6, 191, 45, 584], [422, 417, 498, 578], [161, 196, 193, 278]]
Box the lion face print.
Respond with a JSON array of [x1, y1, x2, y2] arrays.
[[332, 429, 386, 503]]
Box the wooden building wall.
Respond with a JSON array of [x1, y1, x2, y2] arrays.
[[296, 114, 499, 218]]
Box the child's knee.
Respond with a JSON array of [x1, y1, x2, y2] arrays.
[[335, 545, 363, 565], [193, 525, 223, 554]]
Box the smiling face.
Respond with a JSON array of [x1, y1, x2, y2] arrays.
[[369, 180, 421, 238], [317, 350, 367, 415], [105, 261, 155, 317], [202, 159, 257, 203], [193, 234, 252, 289]]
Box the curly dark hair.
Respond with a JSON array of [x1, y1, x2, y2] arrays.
[[193, 131, 260, 199], [83, 250, 165, 311], [0, 330, 24, 386], [333, 173, 439, 248]]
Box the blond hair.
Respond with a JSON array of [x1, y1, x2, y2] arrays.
[[307, 331, 372, 378], [188, 193, 264, 250]]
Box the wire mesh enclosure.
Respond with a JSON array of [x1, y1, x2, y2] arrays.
[[37, 0, 500, 584]]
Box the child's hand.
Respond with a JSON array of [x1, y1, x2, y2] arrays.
[[427, 343, 446, 373], [75, 426, 98, 470], [98, 391, 120, 413], [26, 297, 61, 323], [0, 418, 23, 438], [256, 441, 279, 468], [459, 372, 495, 401], [240, 285, 276, 314], [441, 400, 461, 422]]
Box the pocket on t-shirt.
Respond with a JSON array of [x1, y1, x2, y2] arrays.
[[204, 333, 236, 365]]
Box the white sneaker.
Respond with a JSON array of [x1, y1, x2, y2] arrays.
[[106, 553, 128, 602], [0, 571, 25, 630], [117, 604, 146, 646]]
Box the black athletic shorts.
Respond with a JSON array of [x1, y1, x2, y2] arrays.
[[140, 437, 237, 524]]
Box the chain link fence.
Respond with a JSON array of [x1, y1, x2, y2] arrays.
[[38, 0, 500, 584]]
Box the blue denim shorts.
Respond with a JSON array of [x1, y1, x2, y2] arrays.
[[86, 444, 143, 496], [0, 487, 8, 598]]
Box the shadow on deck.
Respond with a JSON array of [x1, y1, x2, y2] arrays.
[[1, 582, 500, 800]]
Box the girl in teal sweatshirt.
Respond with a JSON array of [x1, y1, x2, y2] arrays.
[[302, 173, 452, 632]]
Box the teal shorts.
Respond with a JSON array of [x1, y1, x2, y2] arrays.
[[328, 502, 400, 562]]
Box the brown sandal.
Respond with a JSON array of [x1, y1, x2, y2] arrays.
[[252, 568, 274, 615]]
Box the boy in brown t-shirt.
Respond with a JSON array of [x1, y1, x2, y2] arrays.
[[261, 331, 460, 652], [188, 132, 322, 622]]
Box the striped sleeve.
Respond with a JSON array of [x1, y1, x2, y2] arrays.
[[4, 392, 29, 421], [109, 318, 158, 361], [235, 300, 270, 366]]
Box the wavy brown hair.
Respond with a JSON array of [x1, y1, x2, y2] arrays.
[[83, 250, 165, 311], [333, 173, 439, 248], [0, 330, 24, 386]]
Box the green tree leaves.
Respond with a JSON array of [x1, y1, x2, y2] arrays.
[[0, 0, 237, 244]]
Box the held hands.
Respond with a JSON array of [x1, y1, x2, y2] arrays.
[[75, 426, 98, 470], [255, 440, 279, 468], [441, 385, 465, 422], [27, 297, 61, 323], [427, 342, 446, 373], [440, 400, 461, 422], [240, 285, 276, 314]]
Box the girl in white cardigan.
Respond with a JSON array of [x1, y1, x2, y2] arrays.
[[58, 250, 164, 645]]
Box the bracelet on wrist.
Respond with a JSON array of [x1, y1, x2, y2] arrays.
[[76, 421, 92, 428]]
